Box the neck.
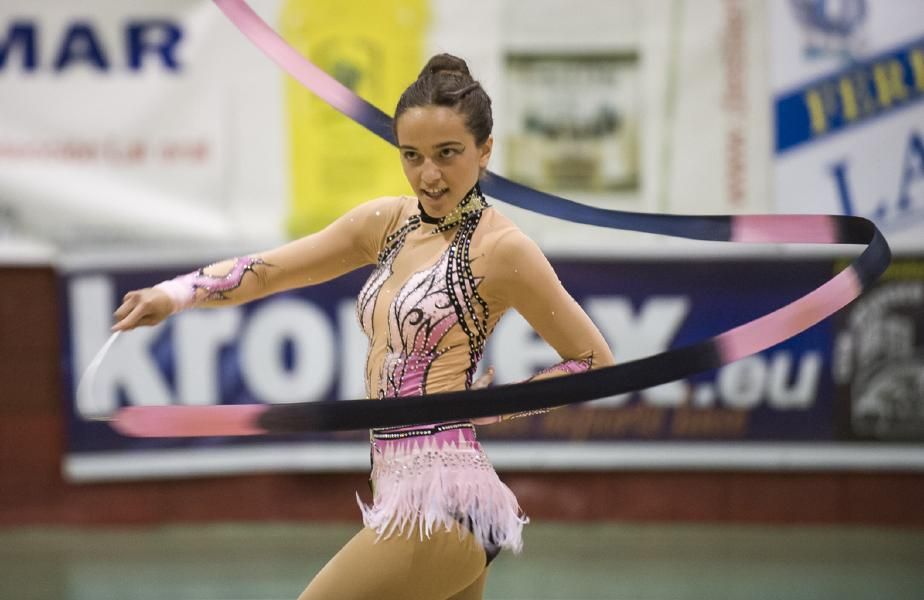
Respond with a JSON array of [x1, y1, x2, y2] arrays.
[[417, 185, 488, 233], [417, 203, 441, 224]]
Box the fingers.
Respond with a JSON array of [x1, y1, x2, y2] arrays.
[[112, 291, 139, 321], [112, 302, 147, 332], [471, 368, 499, 424], [111, 289, 166, 331], [471, 367, 495, 390], [472, 415, 502, 425]]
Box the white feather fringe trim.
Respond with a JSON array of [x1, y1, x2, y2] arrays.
[[357, 435, 527, 553]]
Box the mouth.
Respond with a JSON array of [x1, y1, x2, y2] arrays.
[[421, 187, 449, 201]]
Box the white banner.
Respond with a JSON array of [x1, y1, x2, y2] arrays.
[[771, 0, 924, 252], [0, 0, 287, 248]]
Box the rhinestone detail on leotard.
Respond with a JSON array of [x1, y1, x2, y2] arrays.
[[357, 186, 492, 399]]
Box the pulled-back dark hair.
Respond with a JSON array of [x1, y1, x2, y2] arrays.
[[394, 53, 493, 145]]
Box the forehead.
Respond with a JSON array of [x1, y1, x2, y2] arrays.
[[395, 106, 473, 146]]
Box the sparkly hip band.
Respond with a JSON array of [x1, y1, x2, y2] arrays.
[[371, 421, 476, 443]]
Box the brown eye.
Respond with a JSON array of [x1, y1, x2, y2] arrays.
[[402, 150, 419, 161]]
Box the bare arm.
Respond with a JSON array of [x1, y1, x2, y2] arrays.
[[473, 230, 615, 423], [498, 230, 615, 374], [113, 197, 400, 331]]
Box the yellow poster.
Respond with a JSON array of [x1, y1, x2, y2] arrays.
[[280, 0, 428, 237]]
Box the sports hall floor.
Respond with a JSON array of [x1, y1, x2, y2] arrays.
[[3, 521, 922, 599]]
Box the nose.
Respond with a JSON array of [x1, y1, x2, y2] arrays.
[[421, 159, 442, 186]]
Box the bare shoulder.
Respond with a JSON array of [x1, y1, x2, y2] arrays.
[[355, 195, 416, 219], [478, 207, 542, 261], [331, 196, 416, 261], [348, 195, 418, 236], [475, 208, 551, 305]]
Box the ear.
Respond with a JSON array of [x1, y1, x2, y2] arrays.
[[478, 135, 493, 169]]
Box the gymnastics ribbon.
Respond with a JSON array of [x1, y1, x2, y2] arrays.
[[105, 0, 890, 437]]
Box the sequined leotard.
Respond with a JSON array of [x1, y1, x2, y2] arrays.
[[348, 186, 613, 554], [357, 188, 495, 400]]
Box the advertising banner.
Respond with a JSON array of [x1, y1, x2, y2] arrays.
[[771, 0, 924, 252], [485, 0, 772, 254], [833, 258, 924, 441], [60, 254, 924, 481], [2, 0, 775, 255], [280, 0, 425, 237], [0, 0, 288, 247]]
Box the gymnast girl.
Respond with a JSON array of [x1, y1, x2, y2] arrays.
[[112, 53, 614, 600]]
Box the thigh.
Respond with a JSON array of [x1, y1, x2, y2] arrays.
[[298, 528, 412, 600], [298, 525, 487, 600], [447, 567, 489, 600]]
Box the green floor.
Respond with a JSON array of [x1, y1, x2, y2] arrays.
[[2, 522, 923, 600]]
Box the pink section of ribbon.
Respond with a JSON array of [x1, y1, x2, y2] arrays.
[[731, 215, 837, 243], [214, 0, 363, 115], [111, 405, 268, 437], [717, 267, 861, 363]]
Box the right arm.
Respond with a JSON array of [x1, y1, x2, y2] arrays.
[[113, 196, 400, 331]]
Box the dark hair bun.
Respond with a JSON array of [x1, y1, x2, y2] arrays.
[[396, 53, 493, 145], [419, 53, 471, 79]]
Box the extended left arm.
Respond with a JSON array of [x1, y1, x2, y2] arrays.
[[474, 231, 615, 423]]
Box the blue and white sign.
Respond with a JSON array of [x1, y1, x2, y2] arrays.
[[771, 0, 924, 252]]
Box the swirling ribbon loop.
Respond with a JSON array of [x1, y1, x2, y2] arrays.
[[105, 0, 890, 436]]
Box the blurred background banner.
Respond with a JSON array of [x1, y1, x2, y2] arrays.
[[280, 0, 424, 237], [771, 0, 924, 253], [10, 1, 923, 252], [0, 0, 773, 254], [832, 258, 924, 442], [0, 0, 288, 249], [60, 255, 924, 481], [504, 53, 641, 195]]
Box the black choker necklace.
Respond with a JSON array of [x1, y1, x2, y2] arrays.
[[417, 186, 488, 234], [417, 203, 440, 224]]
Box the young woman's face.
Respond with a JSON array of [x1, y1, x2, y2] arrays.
[[395, 105, 492, 218]]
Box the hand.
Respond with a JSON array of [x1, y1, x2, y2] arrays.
[[470, 368, 502, 425], [112, 288, 174, 331], [471, 367, 494, 390]]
